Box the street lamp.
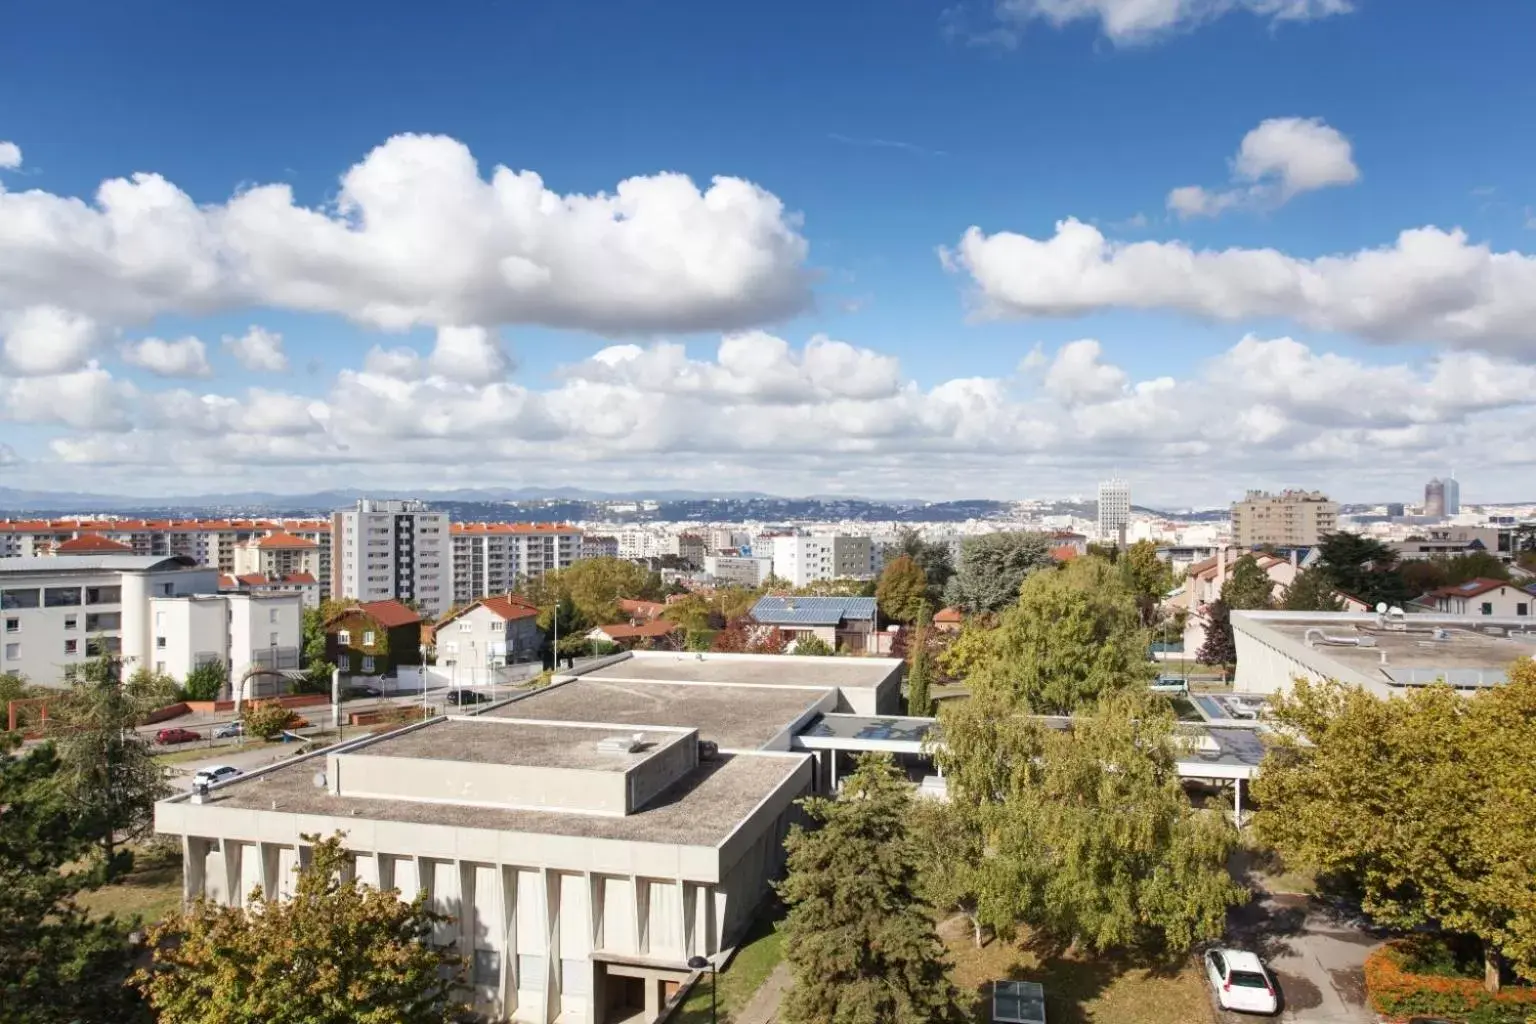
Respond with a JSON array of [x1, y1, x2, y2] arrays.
[[686, 956, 716, 1024]]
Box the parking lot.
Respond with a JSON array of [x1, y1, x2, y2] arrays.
[[1213, 893, 1377, 1023]]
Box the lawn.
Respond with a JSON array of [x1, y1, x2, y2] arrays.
[[76, 843, 184, 926], [673, 910, 786, 1024], [153, 739, 269, 764], [939, 916, 1215, 1024]]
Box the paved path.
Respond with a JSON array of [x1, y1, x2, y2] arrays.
[[1216, 893, 1378, 1024], [733, 963, 791, 1024]]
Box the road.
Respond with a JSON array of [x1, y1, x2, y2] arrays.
[[1214, 893, 1378, 1023]]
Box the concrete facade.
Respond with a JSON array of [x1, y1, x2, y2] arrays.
[[451, 524, 582, 605], [331, 499, 451, 619], [147, 591, 304, 696], [1230, 490, 1340, 548], [155, 651, 904, 1024], [702, 555, 774, 587], [769, 535, 876, 588]]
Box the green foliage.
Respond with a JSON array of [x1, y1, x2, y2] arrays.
[[1221, 554, 1275, 610], [777, 756, 967, 1024], [942, 531, 1055, 614], [945, 556, 1152, 716], [1119, 540, 1175, 626], [793, 633, 835, 657], [883, 527, 954, 604], [1255, 664, 1536, 986], [1281, 565, 1346, 611], [907, 635, 932, 716], [940, 692, 1246, 955], [0, 734, 149, 1024], [301, 606, 331, 668], [1365, 941, 1536, 1024], [1196, 600, 1236, 666], [241, 701, 299, 740], [876, 555, 930, 624], [1400, 551, 1513, 597], [136, 832, 466, 1024], [1317, 532, 1413, 607], [46, 656, 170, 878], [2, 669, 37, 707], [683, 629, 713, 652], [181, 661, 227, 703], [792, 577, 875, 598], [936, 620, 994, 682], [521, 557, 663, 625], [908, 799, 989, 946], [661, 594, 715, 632]]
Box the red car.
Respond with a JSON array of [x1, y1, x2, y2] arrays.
[[155, 727, 200, 745]]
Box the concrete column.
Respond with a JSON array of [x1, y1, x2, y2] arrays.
[[1234, 778, 1244, 826], [542, 867, 562, 1024], [499, 864, 517, 1017], [631, 873, 646, 955], [183, 836, 207, 904], [644, 978, 662, 1021], [219, 838, 243, 908]]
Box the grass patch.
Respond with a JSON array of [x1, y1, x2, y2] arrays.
[[77, 844, 184, 925], [154, 740, 268, 764], [940, 918, 1214, 1024], [674, 909, 786, 1024]]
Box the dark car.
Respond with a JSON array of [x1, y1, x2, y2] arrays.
[[343, 684, 383, 700], [445, 689, 488, 706], [155, 727, 200, 745]]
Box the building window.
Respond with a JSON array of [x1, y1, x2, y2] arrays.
[[1520, 603, 1530, 617], [85, 586, 121, 605], [63, 615, 77, 630], [363, 631, 375, 647], [160, 583, 173, 596], [269, 608, 279, 623], [156, 637, 166, 649], [155, 661, 165, 674], [516, 955, 544, 988], [1481, 602, 1493, 615], [3, 618, 15, 633], [64, 639, 78, 655], [44, 587, 83, 608], [1, 589, 40, 610], [84, 612, 121, 632], [444, 641, 458, 655], [337, 629, 351, 645], [458, 621, 472, 633], [361, 655, 375, 673], [3, 643, 17, 661]]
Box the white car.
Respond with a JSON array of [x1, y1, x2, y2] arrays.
[[192, 764, 243, 787], [1204, 948, 1279, 1015]]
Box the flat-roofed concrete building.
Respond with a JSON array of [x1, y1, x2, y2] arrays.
[[1232, 609, 1536, 699], [1230, 490, 1339, 548], [155, 651, 905, 1024]]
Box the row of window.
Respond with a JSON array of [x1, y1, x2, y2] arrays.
[[6, 612, 123, 633], [2, 636, 119, 662], [1, 585, 122, 609], [334, 630, 377, 646]]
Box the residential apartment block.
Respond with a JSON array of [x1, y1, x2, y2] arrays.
[[330, 500, 451, 619], [1230, 490, 1339, 548], [150, 591, 305, 698], [769, 535, 876, 588], [451, 523, 582, 605], [703, 554, 774, 587], [580, 534, 619, 560], [1097, 478, 1130, 545]]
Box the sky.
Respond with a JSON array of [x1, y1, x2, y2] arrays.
[[2, 0, 1535, 508]]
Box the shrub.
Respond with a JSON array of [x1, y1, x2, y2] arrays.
[[241, 701, 300, 740], [182, 661, 227, 702], [1366, 941, 1536, 1024]]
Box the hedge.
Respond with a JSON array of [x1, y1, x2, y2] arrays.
[[1366, 941, 1536, 1024]]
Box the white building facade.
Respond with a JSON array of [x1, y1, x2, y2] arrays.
[[451, 525, 582, 605], [148, 592, 304, 696], [769, 536, 876, 588], [703, 555, 774, 588], [1097, 478, 1130, 545], [331, 500, 451, 619]]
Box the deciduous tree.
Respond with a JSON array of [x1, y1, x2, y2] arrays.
[[909, 799, 990, 947], [1120, 540, 1175, 626], [241, 701, 299, 740], [181, 661, 227, 702], [942, 531, 1054, 614], [136, 833, 466, 1024], [778, 756, 967, 1024], [883, 527, 954, 604], [876, 555, 929, 624]]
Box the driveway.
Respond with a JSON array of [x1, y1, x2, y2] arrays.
[[1214, 893, 1378, 1024]]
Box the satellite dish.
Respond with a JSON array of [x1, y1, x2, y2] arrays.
[[1389, 606, 1404, 616], [312, 771, 328, 789], [1375, 602, 1388, 614]]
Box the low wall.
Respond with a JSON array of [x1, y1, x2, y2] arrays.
[[141, 702, 191, 725], [183, 693, 329, 715]]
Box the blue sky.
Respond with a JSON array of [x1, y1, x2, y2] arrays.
[[2, 0, 1534, 505]]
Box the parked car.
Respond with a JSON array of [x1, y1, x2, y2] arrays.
[[1204, 948, 1279, 1015], [192, 765, 243, 787], [155, 727, 200, 745], [445, 689, 488, 706], [343, 684, 383, 699], [213, 721, 243, 739]]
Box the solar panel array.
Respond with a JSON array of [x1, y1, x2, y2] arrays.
[[750, 595, 878, 626], [992, 980, 1046, 1024]]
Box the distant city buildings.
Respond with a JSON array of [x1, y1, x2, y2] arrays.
[[580, 534, 619, 560], [330, 500, 451, 619], [449, 523, 581, 606], [1424, 475, 1461, 519], [1230, 490, 1339, 548], [769, 535, 876, 588], [1097, 478, 1130, 545], [703, 554, 774, 587]]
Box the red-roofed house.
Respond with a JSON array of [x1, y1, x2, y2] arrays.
[[932, 606, 965, 633], [430, 595, 545, 685], [1421, 579, 1532, 617], [325, 600, 424, 677], [233, 530, 321, 583], [617, 598, 667, 622], [53, 534, 135, 554], [218, 570, 322, 608], [587, 619, 683, 650]]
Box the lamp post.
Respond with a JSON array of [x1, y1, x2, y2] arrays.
[[686, 956, 715, 1024]]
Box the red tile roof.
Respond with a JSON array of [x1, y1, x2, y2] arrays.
[[1425, 578, 1515, 600], [1049, 545, 1080, 563], [349, 600, 423, 628], [933, 606, 964, 624], [55, 534, 134, 553], [593, 620, 681, 640], [281, 572, 317, 584], [618, 598, 666, 620], [254, 531, 318, 549], [480, 595, 541, 621]]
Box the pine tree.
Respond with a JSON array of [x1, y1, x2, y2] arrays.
[[778, 756, 967, 1024], [1281, 565, 1345, 611], [1221, 554, 1275, 610], [1197, 600, 1237, 666]]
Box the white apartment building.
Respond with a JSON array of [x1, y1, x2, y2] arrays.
[[703, 555, 774, 588], [616, 529, 665, 561], [331, 500, 451, 619], [1097, 478, 1130, 545], [769, 535, 876, 588], [706, 529, 751, 554], [1, 554, 218, 687], [451, 524, 582, 605], [232, 531, 323, 579], [149, 592, 305, 697], [1231, 490, 1339, 548]]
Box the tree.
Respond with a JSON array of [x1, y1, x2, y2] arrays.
[[876, 555, 929, 624], [1316, 532, 1412, 608], [181, 661, 227, 702], [0, 735, 149, 1024], [943, 531, 1054, 614], [777, 756, 967, 1024], [1281, 565, 1345, 611], [1119, 540, 1175, 626], [660, 594, 715, 633], [908, 799, 990, 947], [46, 655, 170, 879], [1221, 554, 1275, 611], [939, 693, 1247, 955], [943, 557, 1152, 716], [521, 557, 660, 626], [1196, 600, 1236, 666], [793, 633, 834, 657], [537, 593, 590, 665], [1254, 667, 1536, 990], [936, 620, 995, 683], [242, 701, 299, 740], [135, 832, 466, 1024], [1400, 552, 1512, 597], [883, 527, 954, 603], [907, 631, 932, 716]]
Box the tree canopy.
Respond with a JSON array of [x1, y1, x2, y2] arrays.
[[519, 557, 663, 625], [876, 555, 929, 624], [1253, 665, 1536, 989], [136, 833, 465, 1024], [942, 531, 1055, 614], [1119, 540, 1176, 626], [1399, 551, 1512, 597], [181, 661, 227, 702], [777, 755, 967, 1024], [1221, 554, 1275, 611], [882, 527, 955, 604], [1195, 600, 1236, 666], [1316, 532, 1413, 607], [1281, 565, 1345, 611]]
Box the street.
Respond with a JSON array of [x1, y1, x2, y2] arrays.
[[1214, 893, 1378, 1024]]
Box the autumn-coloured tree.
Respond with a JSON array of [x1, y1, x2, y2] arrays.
[[136, 833, 465, 1024], [876, 556, 929, 624], [241, 701, 299, 740]]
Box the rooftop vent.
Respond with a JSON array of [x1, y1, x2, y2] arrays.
[[596, 733, 646, 754]]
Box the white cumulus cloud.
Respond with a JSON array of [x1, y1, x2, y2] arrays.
[[222, 326, 289, 372], [946, 217, 1536, 356], [993, 0, 1353, 45], [0, 142, 20, 171], [121, 335, 213, 378], [0, 306, 104, 375], [1169, 117, 1359, 218]]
